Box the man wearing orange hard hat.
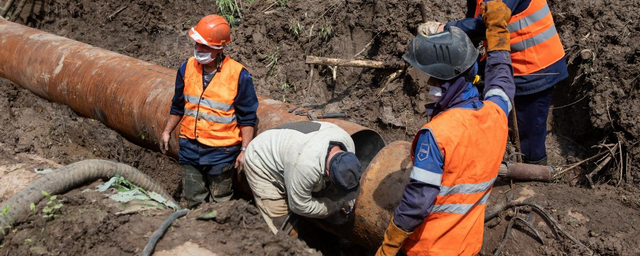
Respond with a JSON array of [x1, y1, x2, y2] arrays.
[[162, 15, 258, 208]]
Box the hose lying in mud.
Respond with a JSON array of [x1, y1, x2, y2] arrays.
[[0, 159, 177, 243], [142, 209, 189, 256]]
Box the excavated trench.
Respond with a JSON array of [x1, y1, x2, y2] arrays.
[[0, 0, 639, 255]]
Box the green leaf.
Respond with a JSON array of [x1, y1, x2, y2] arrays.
[[97, 176, 119, 192], [41, 191, 51, 198], [30, 203, 35, 212], [196, 210, 218, 220], [1, 205, 10, 214]]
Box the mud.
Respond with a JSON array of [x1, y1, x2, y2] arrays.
[[0, 0, 639, 255], [1, 182, 317, 255]]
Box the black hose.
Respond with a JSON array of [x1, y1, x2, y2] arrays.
[[0, 159, 177, 242], [141, 209, 189, 256]]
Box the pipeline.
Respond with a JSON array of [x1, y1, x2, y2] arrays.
[[0, 159, 177, 243], [0, 19, 554, 249]]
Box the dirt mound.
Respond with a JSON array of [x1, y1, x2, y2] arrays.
[[549, 0, 640, 184]]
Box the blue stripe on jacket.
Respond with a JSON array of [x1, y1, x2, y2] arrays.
[[393, 50, 514, 232], [444, 0, 568, 96]]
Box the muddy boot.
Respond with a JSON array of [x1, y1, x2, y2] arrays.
[[209, 167, 234, 203], [182, 164, 209, 208]]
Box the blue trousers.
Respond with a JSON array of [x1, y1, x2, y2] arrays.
[[514, 87, 553, 163]]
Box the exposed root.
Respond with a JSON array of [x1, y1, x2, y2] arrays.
[[487, 200, 595, 255]]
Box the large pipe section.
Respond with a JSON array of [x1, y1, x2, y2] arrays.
[[0, 19, 383, 162], [0, 20, 554, 249], [0, 19, 387, 245]]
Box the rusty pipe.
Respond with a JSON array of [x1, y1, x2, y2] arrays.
[[327, 143, 556, 248], [0, 19, 384, 162], [499, 162, 554, 182], [0, 19, 553, 250], [0, 20, 389, 245]]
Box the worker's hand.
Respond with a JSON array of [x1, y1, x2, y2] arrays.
[[235, 151, 245, 180], [339, 199, 355, 216], [482, 0, 512, 52], [418, 21, 444, 37], [161, 131, 171, 154], [375, 218, 412, 256]]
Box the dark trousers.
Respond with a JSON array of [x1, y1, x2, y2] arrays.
[[182, 162, 234, 208], [514, 86, 553, 164]]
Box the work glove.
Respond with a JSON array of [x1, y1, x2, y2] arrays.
[[375, 217, 412, 256], [339, 199, 355, 216], [418, 21, 444, 37], [482, 0, 512, 52]]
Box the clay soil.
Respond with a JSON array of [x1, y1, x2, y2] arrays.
[[0, 0, 639, 255]]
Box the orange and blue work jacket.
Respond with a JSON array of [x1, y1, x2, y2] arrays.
[[446, 0, 568, 96], [170, 56, 258, 166], [393, 51, 514, 256]]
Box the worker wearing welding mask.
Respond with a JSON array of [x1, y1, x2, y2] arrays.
[[422, 0, 568, 165], [376, 1, 515, 255], [161, 15, 258, 208]]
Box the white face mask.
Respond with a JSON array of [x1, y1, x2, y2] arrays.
[[193, 50, 214, 64], [428, 86, 443, 102]]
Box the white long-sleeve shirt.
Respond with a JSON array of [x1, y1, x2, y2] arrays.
[[244, 121, 355, 218]]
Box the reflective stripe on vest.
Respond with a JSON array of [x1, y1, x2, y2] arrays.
[[474, 0, 565, 74], [179, 56, 245, 147], [402, 101, 508, 256], [430, 190, 491, 215], [184, 94, 234, 112]]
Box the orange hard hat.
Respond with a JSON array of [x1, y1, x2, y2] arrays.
[[188, 15, 231, 49]]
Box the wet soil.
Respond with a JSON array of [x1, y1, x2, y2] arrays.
[[0, 0, 639, 255], [1, 182, 317, 255]]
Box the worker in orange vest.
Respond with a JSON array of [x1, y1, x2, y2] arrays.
[[376, 1, 515, 255], [161, 15, 258, 208], [423, 0, 567, 165]]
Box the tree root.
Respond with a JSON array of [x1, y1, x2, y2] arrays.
[[488, 200, 595, 255]]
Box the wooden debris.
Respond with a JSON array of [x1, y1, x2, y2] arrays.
[[305, 56, 405, 69], [0, 0, 17, 17]]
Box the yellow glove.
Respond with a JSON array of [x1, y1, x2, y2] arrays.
[[375, 217, 412, 256], [482, 0, 512, 52]]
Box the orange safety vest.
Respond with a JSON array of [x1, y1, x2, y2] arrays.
[[474, 0, 565, 75], [403, 101, 508, 256], [179, 56, 245, 147]]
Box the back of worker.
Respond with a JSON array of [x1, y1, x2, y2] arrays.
[[402, 101, 508, 255], [376, 1, 515, 255], [244, 121, 356, 233]]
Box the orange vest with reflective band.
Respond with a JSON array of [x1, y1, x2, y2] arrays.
[[474, 0, 565, 75], [403, 101, 508, 256], [179, 56, 245, 147]]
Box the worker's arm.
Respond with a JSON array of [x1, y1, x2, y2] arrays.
[[284, 164, 339, 219], [161, 61, 188, 153], [376, 130, 443, 256], [394, 130, 442, 231], [481, 0, 516, 116], [234, 69, 259, 170], [444, 0, 521, 41]]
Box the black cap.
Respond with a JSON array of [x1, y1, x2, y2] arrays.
[[328, 152, 362, 191]]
